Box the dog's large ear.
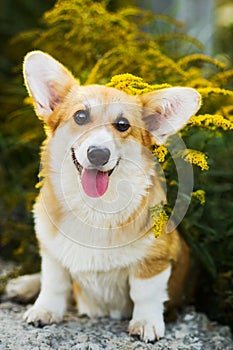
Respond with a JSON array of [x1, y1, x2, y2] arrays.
[[141, 87, 201, 145], [23, 51, 77, 122]]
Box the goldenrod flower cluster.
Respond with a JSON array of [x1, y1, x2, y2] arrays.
[[107, 73, 170, 95], [217, 105, 233, 119], [178, 149, 209, 171], [35, 169, 46, 189], [211, 69, 233, 87], [152, 145, 168, 163], [178, 54, 226, 70], [198, 87, 233, 98], [188, 114, 233, 131], [150, 204, 169, 238], [192, 190, 206, 205]]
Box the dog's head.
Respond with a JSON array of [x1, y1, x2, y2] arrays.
[[23, 51, 201, 203]]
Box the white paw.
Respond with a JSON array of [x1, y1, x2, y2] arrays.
[[23, 306, 62, 327], [128, 318, 165, 343]]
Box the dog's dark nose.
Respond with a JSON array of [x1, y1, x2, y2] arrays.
[[87, 146, 111, 166]]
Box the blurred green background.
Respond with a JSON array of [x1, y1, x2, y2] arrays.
[[0, 0, 232, 329]]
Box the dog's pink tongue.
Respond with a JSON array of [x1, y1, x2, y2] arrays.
[[81, 168, 109, 198]]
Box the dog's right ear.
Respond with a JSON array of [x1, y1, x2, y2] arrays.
[[23, 51, 77, 122], [141, 87, 201, 145]]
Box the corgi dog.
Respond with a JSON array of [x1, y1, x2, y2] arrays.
[[18, 51, 200, 343]]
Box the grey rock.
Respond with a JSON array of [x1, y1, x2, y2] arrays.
[[0, 302, 232, 350]]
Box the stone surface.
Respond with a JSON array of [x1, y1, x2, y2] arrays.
[[0, 301, 232, 350], [0, 259, 232, 349]]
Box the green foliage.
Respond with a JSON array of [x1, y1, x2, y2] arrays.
[[0, 81, 43, 273], [0, 0, 232, 328], [0, 0, 55, 274]]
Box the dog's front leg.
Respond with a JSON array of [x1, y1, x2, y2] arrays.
[[24, 250, 71, 326], [128, 265, 171, 343]]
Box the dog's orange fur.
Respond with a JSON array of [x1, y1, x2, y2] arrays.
[[35, 69, 191, 311], [19, 51, 201, 342]]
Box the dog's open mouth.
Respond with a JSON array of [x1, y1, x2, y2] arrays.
[[71, 148, 116, 198]]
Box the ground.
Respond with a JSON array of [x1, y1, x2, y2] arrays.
[[0, 301, 232, 349], [0, 260, 232, 350]]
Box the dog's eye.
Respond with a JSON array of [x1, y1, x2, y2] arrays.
[[113, 117, 130, 132], [73, 110, 90, 125]]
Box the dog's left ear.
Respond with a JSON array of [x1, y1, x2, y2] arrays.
[[141, 87, 201, 145], [23, 51, 77, 122]]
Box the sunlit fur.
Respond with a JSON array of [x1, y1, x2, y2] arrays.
[[21, 51, 201, 342]]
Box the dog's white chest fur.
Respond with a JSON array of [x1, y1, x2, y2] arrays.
[[75, 268, 132, 319]]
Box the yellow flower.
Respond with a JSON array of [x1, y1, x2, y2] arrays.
[[157, 34, 204, 52], [35, 169, 46, 189], [152, 145, 168, 163], [192, 190, 206, 205], [178, 149, 209, 171], [198, 87, 233, 98], [211, 69, 233, 87], [187, 77, 213, 89], [188, 114, 233, 131], [150, 204, 169, 238], [24, 96, 34, 106], [106, 73, 170, 95], [178, 54, 225, 70], [216, 105, 233, 119]]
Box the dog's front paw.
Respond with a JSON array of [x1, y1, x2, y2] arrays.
[[23, 306, 62, 327], [128, 317, 165, 343]]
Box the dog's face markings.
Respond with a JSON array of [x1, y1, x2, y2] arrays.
[[70, 106, 127, 198], [71, 107, 116, 198], [67, 91, 144, 198], [23, 51, 201, 199]]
